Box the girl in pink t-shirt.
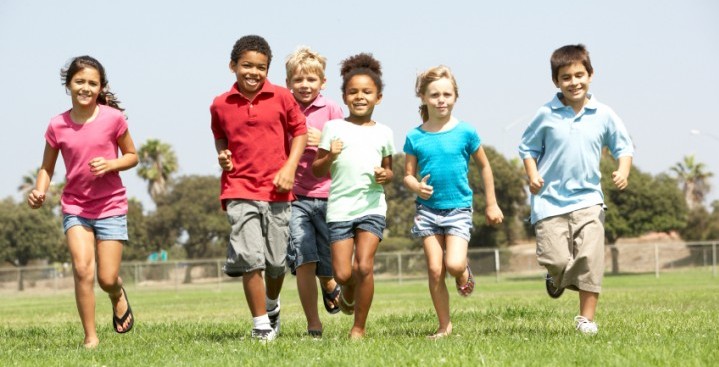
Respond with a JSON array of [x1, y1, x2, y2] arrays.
[[27, 56, 138, 348]]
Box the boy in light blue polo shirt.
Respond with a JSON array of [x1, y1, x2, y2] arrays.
[[518, 44, 633, 335]]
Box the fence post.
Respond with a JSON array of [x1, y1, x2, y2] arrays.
[[654, 243, 660, 279], [135, 263, 140, 286], [175, 261, 179, 292], [494, 249, 500, 283], [217, 260, 222, 292], [398, 253, 403, 284], [713, 242, 717, 278]]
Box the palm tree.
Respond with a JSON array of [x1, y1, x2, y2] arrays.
[[17, 170, 36, 196], [137, 139, 179, 204], [671, 155, 713, 210]]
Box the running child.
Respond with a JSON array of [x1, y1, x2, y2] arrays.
[[28, 55, 139, 348], [284, 46, 344, 338], [312, 53, 395, 339], [403, 65, 504, 339]]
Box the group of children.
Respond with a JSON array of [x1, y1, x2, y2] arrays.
[[28, 35, 633, 346]]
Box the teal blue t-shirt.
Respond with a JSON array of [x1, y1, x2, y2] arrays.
[[403, 121, 481, 209]]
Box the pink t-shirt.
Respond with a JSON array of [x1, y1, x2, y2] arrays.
[[293, 95, 344, 198], [45, 104, 129, 218]]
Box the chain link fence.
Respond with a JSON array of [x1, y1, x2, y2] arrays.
[[1, 241, 716, 294]]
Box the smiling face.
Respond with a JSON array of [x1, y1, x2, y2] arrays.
[[421, 77, 457, 122], [343, 74, 382, 123], [68, 67, 102, 109], [287, 68, 325, 108], [230, 51, 269, 100], [554, 61, 593, 111]]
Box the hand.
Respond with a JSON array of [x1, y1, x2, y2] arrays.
[[529, 175, 544, 195], [27, 189, 46, 209], [273, 164, 296, 193], [218, 149, 234, 171], [374, 167, 391, 185], [612, 170, 628, 190], [485, 204, 504, 225], [306, 127, 322, 147], [417, 174, 434, 200], [329, 138, 343, 157], [89, 157, 111, 176]]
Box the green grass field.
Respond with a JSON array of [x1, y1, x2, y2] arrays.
[[1, 272, 717, 366]]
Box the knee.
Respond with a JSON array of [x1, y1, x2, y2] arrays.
[[333, 267, 352, 285], [97, 275, 119, 292], [426, 264, 444, 282], [354, 260, 374, 278], [73, 263, 95, 283], [445, 259, 466, 278]]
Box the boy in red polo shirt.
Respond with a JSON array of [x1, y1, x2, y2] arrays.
[[210, 35, 308, 342]]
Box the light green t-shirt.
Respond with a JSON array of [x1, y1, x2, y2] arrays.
[[318, 119, 395, 222]]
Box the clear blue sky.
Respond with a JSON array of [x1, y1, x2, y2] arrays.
[[2, 0, 718, 210]]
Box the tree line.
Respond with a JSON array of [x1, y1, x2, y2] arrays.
[[2, 140, 718, 271]]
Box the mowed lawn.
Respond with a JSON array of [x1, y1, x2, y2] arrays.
[[1, 271, 717, 367]]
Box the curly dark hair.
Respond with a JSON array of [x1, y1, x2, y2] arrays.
[[231, 35, 272, 66], [61, 55, 124, 111], [340, 53, 383, 94]]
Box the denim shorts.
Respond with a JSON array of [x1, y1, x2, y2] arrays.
[[411, 203, 473, 241], [62, 214, 129, 241], [328, 214, 386, 244], [287, 196, 332, 276]]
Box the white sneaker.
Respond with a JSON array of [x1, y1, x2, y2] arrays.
[[574, 316, 598, 335], [251, 328, 277, 342], [267, 304, 281, 335]]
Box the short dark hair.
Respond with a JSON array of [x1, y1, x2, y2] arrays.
[[550, 44, 593, 82], [231, 35, 272, 66]]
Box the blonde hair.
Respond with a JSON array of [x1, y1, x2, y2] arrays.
[[285, 46, 327, 80], [415, 65, 458, 122]]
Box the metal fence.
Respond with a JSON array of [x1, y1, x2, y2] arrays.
[[1, 241, 716, 294]]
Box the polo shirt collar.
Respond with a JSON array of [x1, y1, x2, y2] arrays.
[[550, 92, 598, 111], [307, 94, 327, 109], [229, 79, 276, 100]]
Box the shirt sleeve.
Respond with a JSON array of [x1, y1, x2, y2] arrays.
[[45, 122, 59, 149], [318, 121, 333, 151], [605, 109, 634, 158], [285, 93, 308, 137], [209, 103, 227, 140], [382, 126, 396, 157], [467, 124, 481, 154], [403, 130, 415, 156], [518, 108, 546, 160], [114, 112, 129, 140]]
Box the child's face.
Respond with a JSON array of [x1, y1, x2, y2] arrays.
[[229, 51, 269, 99], [421, 77, 456, 122], [554, 62, 592, 109], [68, 67, 101, 108], [287, 69, 326, 108], [343, 74, 382, 120]]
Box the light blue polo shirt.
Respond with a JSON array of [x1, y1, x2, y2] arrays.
[[518, 93, 633, 224]]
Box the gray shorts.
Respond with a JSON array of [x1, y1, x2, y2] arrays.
[[535, 205, 605, 293], [223, 199, 290, 278]]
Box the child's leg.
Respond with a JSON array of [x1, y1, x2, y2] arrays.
[[66, 226, 98, 347], [331, 238, 356, 297], [445, 236, 469, 282], [265, 272, 284, 301], [96, 240, 131, 332], [295, 262, 321, 329], [579, 291, 599, 320], [350, 230, 379, 338], [423, 234, 451, 333], [243, 270, 267, 316]]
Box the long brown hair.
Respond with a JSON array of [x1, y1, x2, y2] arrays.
[[61, 55, 124, 111]]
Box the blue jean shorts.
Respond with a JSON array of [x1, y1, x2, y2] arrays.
[[287, 196, 332, 276], [328, 214, 386, 244], [62, 214, 129, 241], [411, 203, 473, 241]]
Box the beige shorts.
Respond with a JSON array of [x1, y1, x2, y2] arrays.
[[535, 205, 605, 293], [223, 199, 290, 278]]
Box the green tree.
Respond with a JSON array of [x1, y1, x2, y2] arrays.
[[149, 175, 228, 282], [0, 198, 64, 290], [123, 198, 154, 261], [137, 139, 179, 204], [601, 153, 687, 273], [384, 153, 420, 248], [671, 155, 713, 210]]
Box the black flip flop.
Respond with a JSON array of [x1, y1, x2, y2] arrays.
[[322, 284, 341, 314], [112, 287, 134, 333]]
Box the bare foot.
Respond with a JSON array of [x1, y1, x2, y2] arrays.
[[83, 338, 99, 349], [349, 326, 365, 340], [427, 322, 453, 340]]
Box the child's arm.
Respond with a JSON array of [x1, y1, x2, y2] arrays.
[[374, 155, 393, 185], [273, 133, 308, 192], [522, 157, 544, 195], [306, 126, 322, 147], [89, 130, 138, 176], [28, 142, 59, 209], [403, 154, 433, 199], [312, 138, 342, 178], [612, 156, 632, 190], [472, 147, 503, 225], [215, 138, 233, 171]]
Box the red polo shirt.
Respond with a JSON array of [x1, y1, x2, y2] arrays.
[[210, 80, 307, 206]]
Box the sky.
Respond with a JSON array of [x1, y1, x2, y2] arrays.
[[1, 0, 718, 211]]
